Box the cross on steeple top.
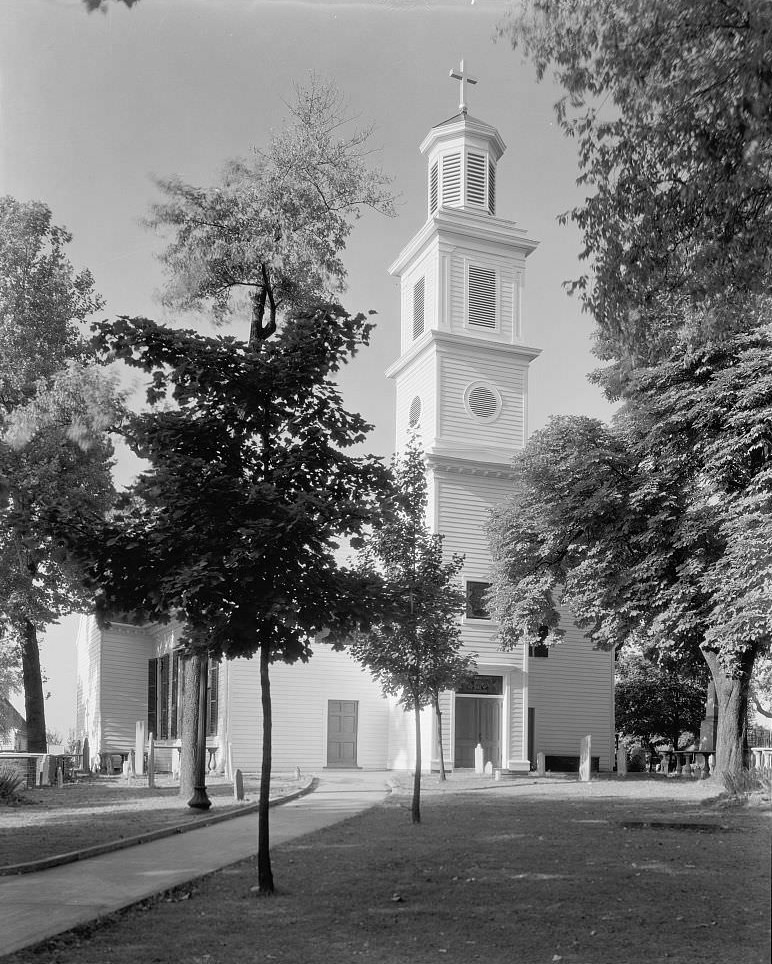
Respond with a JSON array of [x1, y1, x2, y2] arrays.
[[449, 59, 477, 115]]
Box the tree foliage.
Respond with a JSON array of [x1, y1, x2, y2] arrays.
[[146, 77, 394, 344], [615, 646, 709, 753], [0, 197, 118, 753], [499, 0, 772, 379], [487, 323, 772, 777], [352, 440, 472, 822]]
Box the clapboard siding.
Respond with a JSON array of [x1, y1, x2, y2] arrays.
[[528, 605, 614, 770], [435, 473, 510, 568], [394, 349, 435, 451], [439, 353, 524, 450], [99, 622, 155, 753], [226, 646, 393, 772]]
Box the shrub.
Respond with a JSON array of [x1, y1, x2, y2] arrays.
[[0, 766, 25, 802]]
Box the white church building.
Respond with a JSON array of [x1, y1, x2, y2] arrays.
[[75, 73, 615, 776]]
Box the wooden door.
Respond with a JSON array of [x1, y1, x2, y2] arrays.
[[454, 697, 502, 768], [327, 700, 358, 768]]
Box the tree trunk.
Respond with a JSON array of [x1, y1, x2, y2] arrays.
[[433, 693, 446, 782], [412, 701, 421, 824], [256, 641, 274, 894], [703, 648, 755, 781], [179, 653, 209, 805], [21, 619, 46, 752]]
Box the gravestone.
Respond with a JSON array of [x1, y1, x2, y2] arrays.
[[474, 743, 484, 775], [484, 761, 493, 776], [233, 768, 244, 802], [616, 746, 627, 777], [56, 766, 64, 788], [128, 748, 136, 780], [579, 735, 592, 782], [536, 752, 546, 777], [134, 721, 145, 776], [698, 682, 718, 753], [147, 733, 155, 788], [81, 736, 90, 773]]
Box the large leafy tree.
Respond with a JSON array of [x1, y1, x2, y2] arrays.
[[63, 80, 394, 894], [352, 441, 472, 823], [0, 197, 117, 753], [67, 309, 388, 892], [493, 1, 772, 778], [499, 0, 772, 378], [487, 323, 772, 779], [615, 646, 709, 756]]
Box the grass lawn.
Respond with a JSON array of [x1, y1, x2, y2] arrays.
[[0, 772, 306, 869], [3, 777, 770, 964]]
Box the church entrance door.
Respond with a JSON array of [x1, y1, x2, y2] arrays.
[[326, 700, 358, 767], [454, 696, 502, 769]]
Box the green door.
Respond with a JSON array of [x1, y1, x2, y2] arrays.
[[327, 700, 358, 768], [454, 697, 502, 768]]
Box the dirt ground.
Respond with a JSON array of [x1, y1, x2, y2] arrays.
[[0, 771, 306, 869], [2, 773, 770, 964]]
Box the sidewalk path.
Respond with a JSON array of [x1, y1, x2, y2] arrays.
[[0, 770, 391, 959]]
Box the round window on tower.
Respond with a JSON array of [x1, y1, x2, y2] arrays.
[[464, 382, 502, 422], [408, 395, 422, 428]]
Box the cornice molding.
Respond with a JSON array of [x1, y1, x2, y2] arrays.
[[385, 329, 541, 381]]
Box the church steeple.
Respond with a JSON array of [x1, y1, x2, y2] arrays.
[[421, 63, 505, 219]]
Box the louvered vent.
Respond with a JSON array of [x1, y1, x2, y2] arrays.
[[408, 396, 422, 428], [488, 159, 496, 214], [442, 153, 461, 206], [412, 276, 425, 340], [429, 161, 438, 215], [468, 265, 497, 328], [467, 384, 500, 420], [466, 152, 486, 207]]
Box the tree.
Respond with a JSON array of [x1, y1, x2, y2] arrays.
[[499, 0, 772, 380], [0, 197, 118, 753], [615, 647, 709, 756], [134, 76, 394, 821], [351, 441, 473, 822], [487, 329, 772, 779], [68, 309, 388, 893]]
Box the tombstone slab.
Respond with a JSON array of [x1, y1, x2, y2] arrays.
[[616, 746, 627, 777], [536, 752, 546, 777], [474, 743, 484, 775], [579, 735, 592, 782], [233, 768, 244, 802]]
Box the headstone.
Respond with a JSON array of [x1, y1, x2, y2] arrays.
[[484, 761, 493, 776], [474, 743, 484, 775], [233, 768, 244, 802], [128, 748, 136, 780], [579, 735, 592, 782], [81, 736, 90, 772], [134, 721, 145, 776], [698, 682, 718, 752], [616, 746, 627, 777], [122, 760, 129, 779], [56, 766, 64, 788], [147, 733, 155, 788], [106, 754, 114, 775], [536, 752, 546, 777]]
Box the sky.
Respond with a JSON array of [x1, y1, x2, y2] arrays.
[[0, 0, 615, 738]]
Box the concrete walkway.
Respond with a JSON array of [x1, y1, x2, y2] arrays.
[[0, 770, 392, 959]]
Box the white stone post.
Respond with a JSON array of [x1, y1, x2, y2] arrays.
[[579, 735, 592, 782], [134, 720, 145, 776]]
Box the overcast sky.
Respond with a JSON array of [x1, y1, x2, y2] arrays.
[[1, 0, 615, 737]]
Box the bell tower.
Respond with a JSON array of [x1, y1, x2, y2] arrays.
[[386, 64, 541, 772]]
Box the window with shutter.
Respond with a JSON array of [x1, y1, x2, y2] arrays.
[[467, 264, 497, 328], [158, 654, 170, 739], [147, 659, 158, 737], [206, 661, 219, 737], [441, 153, 461, 205], [412, 276, 425, 339], [466, 151, 486, 207], [170, 652, 179, 739], [488, 159, 496, 214], [429, 161, 438, 215]]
